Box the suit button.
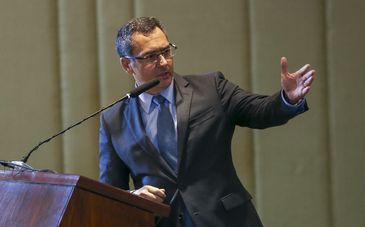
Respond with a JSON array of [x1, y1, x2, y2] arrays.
[[178, 213, 183, 222], [193, 211, 199, 216]]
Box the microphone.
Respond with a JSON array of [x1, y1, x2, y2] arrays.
[[0, 79, 160, 171], [129, 79, 160, 97]]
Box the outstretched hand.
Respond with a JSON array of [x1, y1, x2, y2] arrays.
[[280, 57, 315, 104]]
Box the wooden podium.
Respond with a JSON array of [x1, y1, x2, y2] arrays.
[[0, 170, 170, 227]]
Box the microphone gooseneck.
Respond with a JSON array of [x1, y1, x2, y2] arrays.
[[128, 78, 160, 97], [0, 79, 160, 170]]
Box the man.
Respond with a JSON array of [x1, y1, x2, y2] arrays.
[[99, 17, 315, 227]]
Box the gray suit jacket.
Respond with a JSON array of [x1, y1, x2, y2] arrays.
[[99, 72, 307, 226]]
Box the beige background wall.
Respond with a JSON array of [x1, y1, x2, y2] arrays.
[[0, 0, 364, 226]]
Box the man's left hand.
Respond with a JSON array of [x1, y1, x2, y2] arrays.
[[280, 57, 315, 104]]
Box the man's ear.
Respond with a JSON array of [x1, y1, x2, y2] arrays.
[[120, 57, 134, 75]]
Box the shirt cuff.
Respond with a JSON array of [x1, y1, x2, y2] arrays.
[[281, 90, 305, 107]]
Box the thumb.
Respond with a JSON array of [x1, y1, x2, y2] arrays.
[[281, 57, 288, 75]]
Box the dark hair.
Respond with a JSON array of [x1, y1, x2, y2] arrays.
[[115, 17, 167, 58]]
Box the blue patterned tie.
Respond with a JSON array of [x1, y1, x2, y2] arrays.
[[154, 95, 177, 171]]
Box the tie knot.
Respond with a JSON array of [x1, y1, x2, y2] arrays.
[[153, 95, 166, 105]]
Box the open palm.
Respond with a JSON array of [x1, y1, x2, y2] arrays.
[[280, 57, 315, 104]]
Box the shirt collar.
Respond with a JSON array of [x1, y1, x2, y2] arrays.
[[138, 80, 174, 114]]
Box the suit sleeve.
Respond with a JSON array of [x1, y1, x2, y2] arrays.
[[215, 71, 308, 129], [99, 113, 130, 190]]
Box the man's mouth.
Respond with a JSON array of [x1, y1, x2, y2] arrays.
[[158, 71, 171, 79]]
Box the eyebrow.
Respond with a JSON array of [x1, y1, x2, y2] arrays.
[[139, 44, 170, 57]]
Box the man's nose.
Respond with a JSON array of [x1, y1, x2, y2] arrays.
[[158, 54, 168, 65]]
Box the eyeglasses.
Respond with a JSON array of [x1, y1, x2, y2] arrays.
[[124, 43, 177, 63]]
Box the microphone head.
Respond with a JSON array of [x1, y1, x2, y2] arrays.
[[129, 79, 160, 97]]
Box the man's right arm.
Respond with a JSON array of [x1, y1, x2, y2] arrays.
[[99, 114, 130, 190], [99, 112, 166, 203]]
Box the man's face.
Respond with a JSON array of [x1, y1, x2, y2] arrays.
[[121, 27, 174, 95]]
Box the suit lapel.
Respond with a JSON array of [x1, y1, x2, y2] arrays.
[[123, 98, 156, 157], [123, 97, 177, 178], [174, 74, 192, 172]]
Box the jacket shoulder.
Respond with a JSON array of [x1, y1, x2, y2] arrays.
[[100, 100, 127, 123], [179, 71, 225, 81]]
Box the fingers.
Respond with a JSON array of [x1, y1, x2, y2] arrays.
[[302, 70, 315, 86], [134, 185, 166, 203], [153, 188, 166, 199], [302, 86, 311, 96], [296, 64, 311, 78], [298, 69, 315, 98], [280, 57, 288, 75], [281, 57, 312, 79]]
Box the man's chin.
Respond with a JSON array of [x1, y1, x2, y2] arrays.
[[160, 77, 172, 87]]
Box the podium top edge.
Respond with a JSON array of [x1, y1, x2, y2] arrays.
[[0, 170, 170, 217], [0, 170, 80, 186]]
